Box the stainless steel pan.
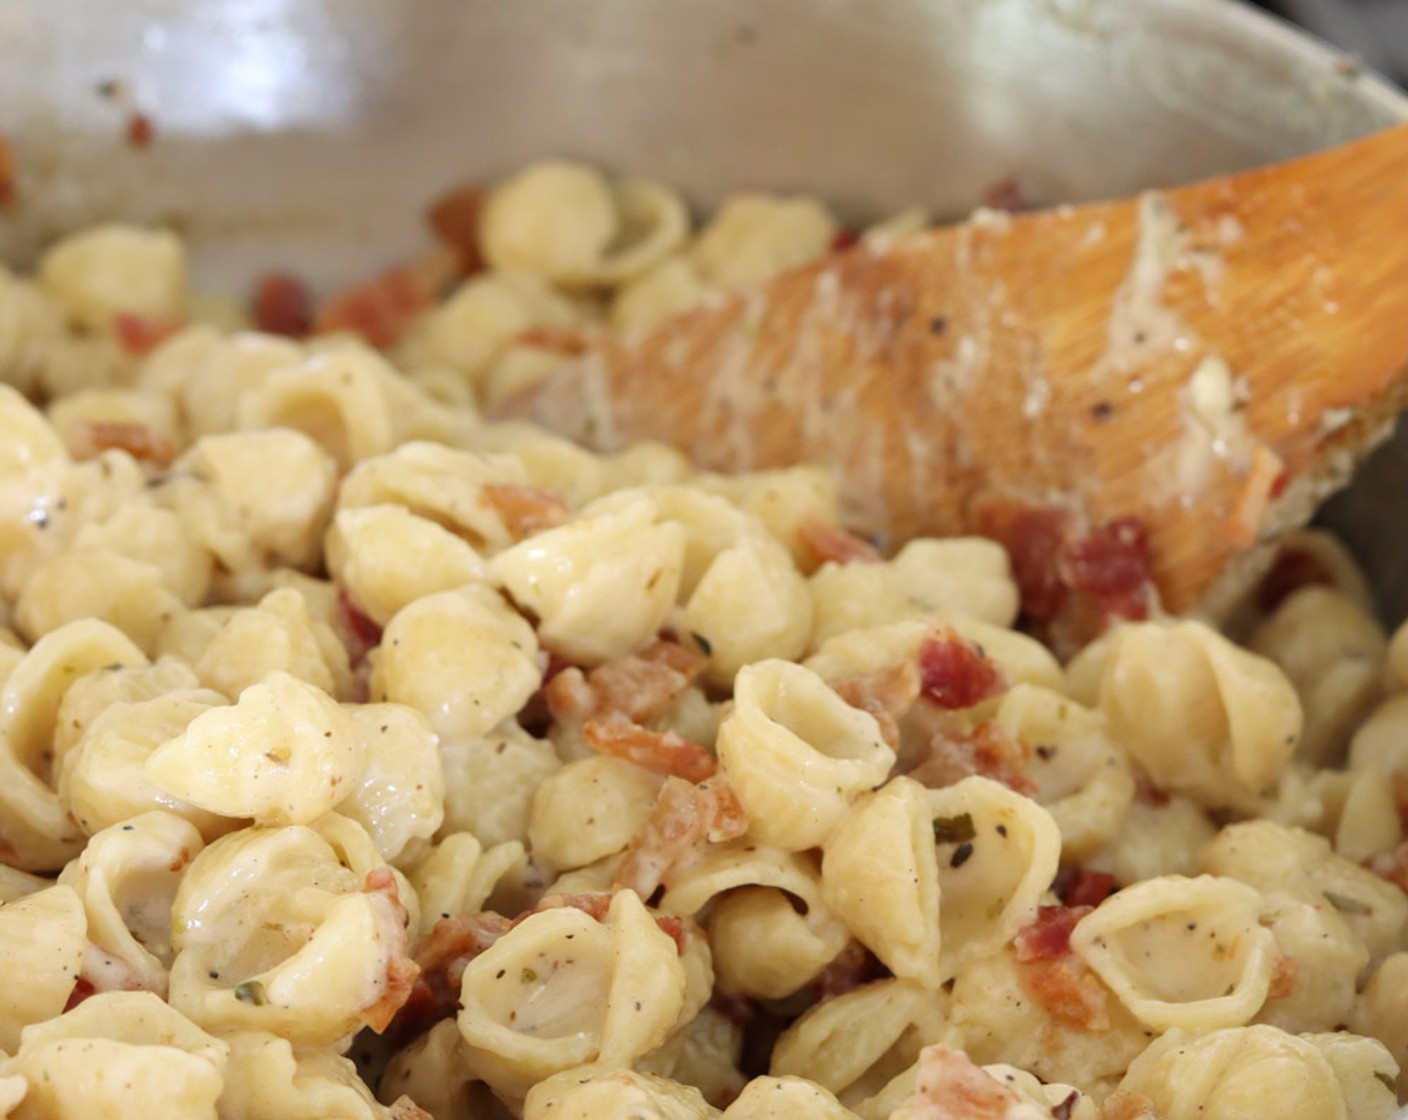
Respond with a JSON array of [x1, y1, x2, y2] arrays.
[[2, 0, 1406, 617]]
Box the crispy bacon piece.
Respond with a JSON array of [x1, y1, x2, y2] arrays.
[[426, 182, 487, 274], [1058, 868, 1117, 909], [312, 248, 457, 350], [0, 130, 14, 208], [530, 891, 690, 952], [361, 868, 421, 1033], [830, 659, 922, 750], [1268, 952, 1298, 1000], [547, 639, 707, 729], [387, 1098, 436, 1120], [1013, 905, 1109, 1031], [113, 313, 183, 356], [918, 631, 1007, 710], [252, 272, 313, 338], [1058, 517, 1152, 623], [809, 940, 887, 1000], [63, 976, 97, 1012], [1100, 1090, 1162, 1120], [1255, 547, 1335, 613], [515, 325, 591, 357], [1014, 905, 1094, 963], [583, 717, 717, 783], [482, 482, 569, 541], [336, 586, 384, 668], [830, 228, 862, 253], [981, 178, 1035, 213], [907, 1044, 1029, 1120], [798, 518, 883, 568], [395, 910, 513, 1038], [69, 421, 177, 468], [125, 111, 154, 148], [615, 776, 748, 900], [1394, 771, 1408, 834], [907, 721, 1036, 795]]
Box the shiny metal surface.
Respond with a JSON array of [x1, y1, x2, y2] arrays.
[[1, 0, 1406, 618]]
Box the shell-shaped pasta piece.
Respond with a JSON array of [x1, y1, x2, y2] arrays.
[[1347, 692, 1408, 774], [156, 428, 336, 577], [529, 756, 664, 872], [611, 254, 712, 330], [1100, 620, 1302, 810], [1248, 587, 1387, 767], [56, 811, 205, 998], [0, 885, 87, 1053], [47, 384, 180, 462], [217, 1030, 408, 1120], [380, 1019, 482, 1120], [492, 497, 685, 665], [889, 538, 1020, 628], [1070, 875, 1277, 1030], [168, 819, 414, 1048], [338, 441, 529, 555], [821, 778, 942, 988], [0, 619, 146, 870], [991, 685, 1135, 861], [1088, 794, 1216, 885], [707, 885, 851, 1000], [1199, 820, 1408, 970], [1118, 1025, 1350, 1120], [1351, 952, 1408, 1099], [193, 587, 352, 701], [406, 833, 526, 940], [1388, 618, 1408, 693], [948, 948, 1151, 1094], [0, 266, 64, 397], [807, 563, 917, 649], [1301, 1032, 1400, 1120], [146, 671, 361, 827], [57, 686, 230, 839], [1, 992, 227, 1120], [338, 702, 444, 864], [326, 505, 488, 627], [639, 1004, 745, 1110], [0, 864, 48, 904], [1248, 890, 1367, 1034], [717, 660, 894, 850], [50, 657, 199, 769], [38, 225, 186, 331], [525, 1065, 717, 1120], [928, 776, 1061, 979], [721, 1076, 858, 1120], [440, 722, 561, 846], [139, 327, 301, 437], [481, 161, 689, 286], [0, 385, 70, 597], [470, 424, 613, 509], [66, 501, 211, 606], [694, 466, 839, 570], [690, 193, 837, 289], [369, 584, 540, 741], [457, 891, 688, 1104], [770, 979, 951, 1101], [1333, 769, 1403, 863], [15, 549, 184, 654]]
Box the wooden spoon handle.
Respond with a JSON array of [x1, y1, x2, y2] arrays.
[[502, 122, 1408, 615]]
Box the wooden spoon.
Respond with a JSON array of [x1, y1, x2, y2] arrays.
[[497, 122, 1408, 618]]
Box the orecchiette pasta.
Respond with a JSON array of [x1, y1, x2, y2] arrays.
[[4, 170, 1408, 1120]]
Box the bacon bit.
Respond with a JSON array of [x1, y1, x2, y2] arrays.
[[907, 721, 1036, 796], [1058, 869, 1117, 909], [336, 586, 384, 668], [655, 914, 688, 954], [980, 503, 1072, 620], [797, 518, 883, 568], [1133, 773, 1171, 807], [830, 228, 862, 253], [125, 111, 154, 148], [1256, 548, 1335, 613], [113, 313, 184, 355], [981, 179, 1035, 213], [531, 891, 690, 954], [709, 989, 755, 1028], [252, 272, 313, 338], [387, 1098, 436, 1120], [515, 325, 591, 357], [426, 182, 487, 274], [809, 941, 887, 1000], [361, 868, 420, 1033], [548, 639, 706, 728], [1100, 1090, 1162, 1120], [1224, 444, 1286, 548], [1014, 905, 1094, 963], [918, 630, 1007, 710], [1019, 956, 1111, 1031], [615, 776, 748, 900], [167, 847, 192, 874], [63, 975, 97, 1012], [312, 248, 458, 350], [830, 660, 922, 750], [584, 715, 717, 783], [69, 421, 178, 469], [1268, 953, 1298, 1000], [482, 482, 569, 541], [0, 130, 14, 208], [1052, 1091, 1080, 1120], [907, 1044, 1027, 1120], [391, 910, 513, 1039], [1366, 841, 1408, 896], [1058, 517, 1152, 622], [1394, 771, 1408, 835]]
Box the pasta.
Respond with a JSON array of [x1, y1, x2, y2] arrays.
[[0, 165, 1406, 1120]]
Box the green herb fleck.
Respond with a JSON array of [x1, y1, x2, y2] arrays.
[[234, 980, 268, 1006], [1374, 1071, 1396, 1093], [1324, 890, 1372, 915], [691, 631, 713, 656], [521, 967, 539, 984], [933, 813, 976, 846]]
